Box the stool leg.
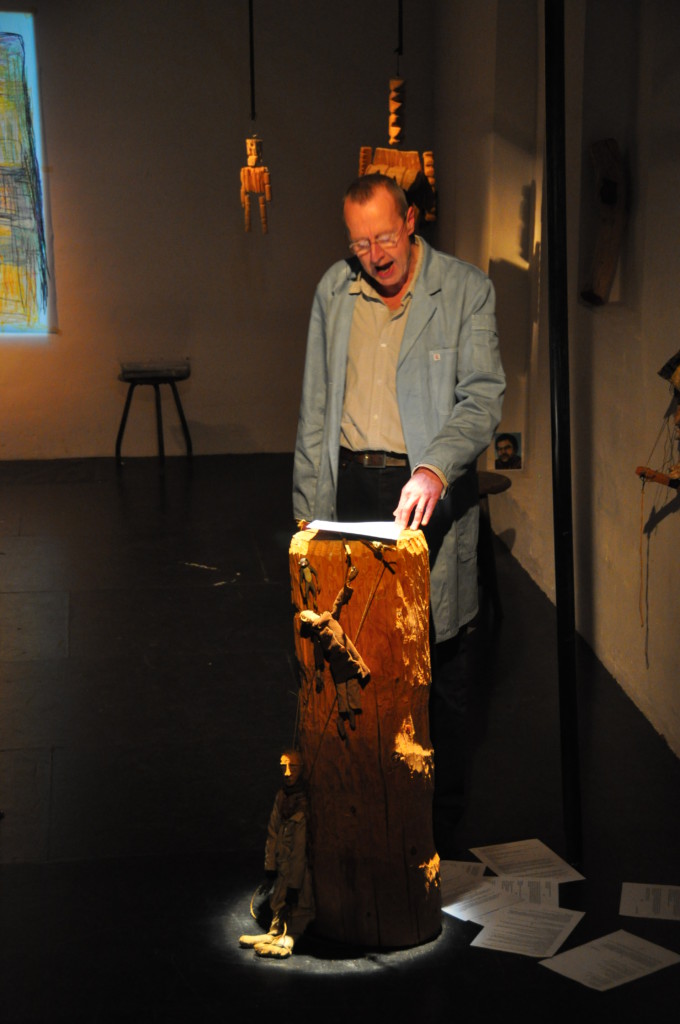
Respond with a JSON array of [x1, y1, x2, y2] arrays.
[[169, 381, 193, 458], [116, 383, 137, 463], [153, 383, 165, 462]]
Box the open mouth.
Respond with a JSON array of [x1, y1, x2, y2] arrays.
[[374, 260, 394, 278]]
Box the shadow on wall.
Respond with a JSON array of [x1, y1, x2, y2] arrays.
[[488, 258, 532, 377], [497, 528, 516, 553], [487, 256, 533, 474]]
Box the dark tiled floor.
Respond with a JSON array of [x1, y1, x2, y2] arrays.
[[0, 455, 678, 1022]]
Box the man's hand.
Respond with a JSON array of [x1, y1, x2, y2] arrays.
[[393, 468, 443, 531]]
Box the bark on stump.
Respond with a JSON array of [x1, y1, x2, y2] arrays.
[[289, 528, 441, 949]]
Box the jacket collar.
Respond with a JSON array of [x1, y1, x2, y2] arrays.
[[398, 238, 441, 365]]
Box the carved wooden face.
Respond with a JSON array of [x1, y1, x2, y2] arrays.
[[246, 136, 262, 166], [280, 753, 303, 787]]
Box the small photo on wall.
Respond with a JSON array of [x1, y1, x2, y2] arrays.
[[492, 431, 523, 470]]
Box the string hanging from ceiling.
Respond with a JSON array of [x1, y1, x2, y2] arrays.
[[239, 0, 272, 233]]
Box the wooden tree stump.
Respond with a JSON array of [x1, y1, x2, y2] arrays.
[[289, 528, 441, 949]]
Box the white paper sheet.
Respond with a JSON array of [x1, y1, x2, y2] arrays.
[[306, 519, 404, 542], [469, 838, 584, 883], [444, 872, 562, 924], [443, 880, 520, 923], [483, 876, 560, 907], [470, 904, 585, 957], [619, 883, 680, 920], [540, 930, 680, 990], [439, 859, 487, 905]]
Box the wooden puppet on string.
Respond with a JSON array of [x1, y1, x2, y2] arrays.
[[239, 4, 272, 233], [240, 134, 272, 233], [359, 78, 437, 226]]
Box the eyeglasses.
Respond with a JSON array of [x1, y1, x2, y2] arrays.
[[348, 218, 408, 255]]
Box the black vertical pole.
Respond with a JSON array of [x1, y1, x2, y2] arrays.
[[544, 0, 582, 867], [249, 0, 256, 121]]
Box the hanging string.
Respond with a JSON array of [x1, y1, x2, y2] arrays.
[[395, 0, 403, 76], [353, 560, 387, 644], [644, 411, 669, 468], [638, 481, 646, 628], [249, 0, 256, 121], [637, 387, 679, 633]]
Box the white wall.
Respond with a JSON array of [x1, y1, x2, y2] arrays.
[[0, 0, 435, 457], [442, 0, 680, 756]]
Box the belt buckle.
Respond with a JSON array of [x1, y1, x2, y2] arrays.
[[361, 451, 386, 468]]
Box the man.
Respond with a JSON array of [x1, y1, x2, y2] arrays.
[[494, 432, 522, 470], [293, 174, 505, 852]]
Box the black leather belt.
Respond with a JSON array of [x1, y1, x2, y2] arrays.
[[340, 446, 409, 469]]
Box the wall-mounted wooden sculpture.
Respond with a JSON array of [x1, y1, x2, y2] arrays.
[[240, 134, 271, 233], [359, 78, 436, 223]]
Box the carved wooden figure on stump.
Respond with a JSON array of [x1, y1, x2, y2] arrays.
[[239, 750, 314, 959], [299, 569, 370, 742], [290, 528, 441, 949]]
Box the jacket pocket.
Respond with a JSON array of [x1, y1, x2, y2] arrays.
[[471, 313, 500, 373], [427, 347, 456, 415]]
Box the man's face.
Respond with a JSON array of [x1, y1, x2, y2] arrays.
[[496, 440, 516, 463], [280, 754, 303, 787], [344, 186, 415, 297]]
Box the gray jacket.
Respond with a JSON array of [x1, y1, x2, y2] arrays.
[[293, 238, 505, 642]]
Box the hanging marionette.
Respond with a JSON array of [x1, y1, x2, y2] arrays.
[[240, 134, 272, 233], [357, 3, 437, 224], [239, 4, 272, 234]]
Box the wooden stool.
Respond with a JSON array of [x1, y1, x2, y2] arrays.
[[116, 361, 193, 463], [477, 470, 511, 620]]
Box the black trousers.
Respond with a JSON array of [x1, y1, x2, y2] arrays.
[[337, 455, 474, 849]]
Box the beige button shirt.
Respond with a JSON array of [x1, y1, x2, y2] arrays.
[[340, 240, 423, 455]]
